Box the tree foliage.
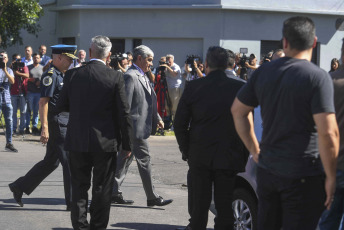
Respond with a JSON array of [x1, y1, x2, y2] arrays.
[[0, 0, 43, 48]]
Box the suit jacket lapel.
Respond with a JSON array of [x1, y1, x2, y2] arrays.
[[135, 70, 151, 95]]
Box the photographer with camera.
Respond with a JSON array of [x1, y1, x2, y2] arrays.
[[184, 55, 204, 84], [153, 56, 172, 131], [0, 51, 18, 152], [10, 57, 29, 136], [109, 53, 128, 73], [260, 50, 273, 65], [160, 54, 182, 126], [245, 53, 259, 79]]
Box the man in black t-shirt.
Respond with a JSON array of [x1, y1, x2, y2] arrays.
[[231, 16, 339, 230]]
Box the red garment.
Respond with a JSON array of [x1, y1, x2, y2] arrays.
[[154, 74, 167, 118], [10, 66, 29, 95]]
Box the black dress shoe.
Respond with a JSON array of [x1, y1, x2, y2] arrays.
[[147, 196, 173, 207], [8, 183, 23, 207], [112, 194, 134, 205]]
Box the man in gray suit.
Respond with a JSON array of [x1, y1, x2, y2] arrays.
[[112, 45, 173, 207], [225, 49, 244, 82]]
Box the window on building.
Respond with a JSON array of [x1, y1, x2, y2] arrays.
[[133, 39, 142, 49], [110, 39, 125, 54], [59, 37, 76, 45]]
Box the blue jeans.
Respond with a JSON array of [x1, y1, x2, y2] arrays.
[[319, 170, 344, 230], [26, 92, 40, 128], [0, 103, 13, 144], [11, 95, 27, 132]]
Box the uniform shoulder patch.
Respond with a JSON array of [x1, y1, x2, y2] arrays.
[[42, 75, 53, 86], [48, 67, 54, 74]]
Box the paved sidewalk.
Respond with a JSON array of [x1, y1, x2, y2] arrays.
[[0, 133, 215, 230]]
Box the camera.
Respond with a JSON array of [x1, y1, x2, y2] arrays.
[[155, 61, 170, 79], [185, 55, 200, 65], [12, 59, 25, 71], [262, 55, 271, 63], [185, 55, 200, 75], [159, 61, 169, 65], [109, 53, 128, 70], [237, 48, 250, 80], [0, 54, 5, 68], [238, 54, 249, 68], [156, 61, 168, 73]]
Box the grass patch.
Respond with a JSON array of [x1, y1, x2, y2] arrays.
[[154, 129, 175, 136], [0, 109, 41, 129]]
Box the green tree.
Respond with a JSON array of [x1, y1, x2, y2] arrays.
[[0, 0, 43, 48]]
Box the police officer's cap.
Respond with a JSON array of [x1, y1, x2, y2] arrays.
[[51, 44, 78, 59]]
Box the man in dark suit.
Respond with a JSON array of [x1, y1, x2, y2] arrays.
[[174, 46, 249, 230], [112, 45, 173, 207], [57, 35, 133, 230]]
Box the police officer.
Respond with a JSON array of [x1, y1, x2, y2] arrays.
[[9, 45, 77, 211]]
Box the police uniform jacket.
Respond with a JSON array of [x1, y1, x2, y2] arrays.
[[57, 60, 132, 153], [41, 65, 69, 125]]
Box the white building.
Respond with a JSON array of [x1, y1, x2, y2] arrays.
[[6, 0, 344, 71]]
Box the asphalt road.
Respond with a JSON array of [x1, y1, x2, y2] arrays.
[[0, 133, 215, 230]]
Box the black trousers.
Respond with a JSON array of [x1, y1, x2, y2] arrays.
[[257, 166, 326, 230], [187, 169, 192, 223], [190, 165, 236, 230], [13, 115, 71, 206], [70, 151, 116, 230]]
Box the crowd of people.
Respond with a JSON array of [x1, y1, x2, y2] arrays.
[[1, 15, 343, 230], [0, 39, 286, 150], [0, 45, 88, 152]]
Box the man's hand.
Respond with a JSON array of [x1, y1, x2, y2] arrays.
[[251, 152, 259, 163], [122, 150, 132, 159], [158, 120, 164, 129], [193, 61, 198, 68], [324, 176, 336, 210], [40, 126, 49, 144]]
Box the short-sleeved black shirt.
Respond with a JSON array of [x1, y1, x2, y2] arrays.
[[237, 57, 335, 178]]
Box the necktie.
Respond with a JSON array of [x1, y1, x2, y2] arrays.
[[143, 75, 151, 94]]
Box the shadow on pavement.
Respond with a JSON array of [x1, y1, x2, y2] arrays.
[[0, 197, 66, 208], [111, 222, 184, 230], [112, 204, 165, 211], [0, 203, 67, 212], [52, 228, 73, 230]]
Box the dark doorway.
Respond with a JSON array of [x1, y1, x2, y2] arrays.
[[110, 39, 125, 54]]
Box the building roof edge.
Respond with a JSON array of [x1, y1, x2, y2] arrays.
[[49, 4, 344, 16]]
